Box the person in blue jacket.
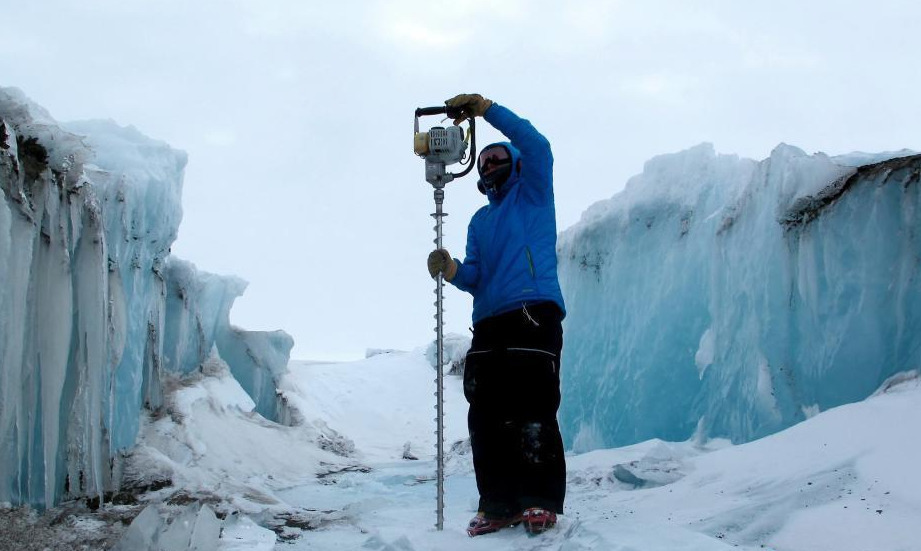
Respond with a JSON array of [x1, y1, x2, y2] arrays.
[[427, 93, 566, 537]]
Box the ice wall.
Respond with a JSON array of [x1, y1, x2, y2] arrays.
[[559, 143, 921, 451], [0, 88, 292, 508], [164, 258, 294, 420]]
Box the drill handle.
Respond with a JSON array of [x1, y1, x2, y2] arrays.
[[414, 105, 465, 119], [414, 105, 466, 132]]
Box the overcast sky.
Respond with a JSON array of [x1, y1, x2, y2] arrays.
[[3, 1, 919, 361]]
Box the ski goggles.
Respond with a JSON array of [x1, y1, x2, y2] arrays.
[[477, 145, 512, 176]]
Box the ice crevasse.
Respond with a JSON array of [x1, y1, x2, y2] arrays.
[[558, 142, 921, 451], [0, 87, 292, 508]]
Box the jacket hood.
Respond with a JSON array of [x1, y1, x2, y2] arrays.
[[480, 141, 522, 203]]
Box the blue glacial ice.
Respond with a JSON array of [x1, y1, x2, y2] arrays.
[[163, 258, 293, 420], [558, 142, 921, 451], [0, 87, 292, 508]]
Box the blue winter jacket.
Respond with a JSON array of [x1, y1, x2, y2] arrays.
[[450, 104, 566, 324]]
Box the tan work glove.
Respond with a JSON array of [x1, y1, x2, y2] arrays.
[[445, 93, 494, 125], [427, 249, 457, 281]]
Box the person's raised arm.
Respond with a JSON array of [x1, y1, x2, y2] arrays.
[[446, 94, 553, 204]]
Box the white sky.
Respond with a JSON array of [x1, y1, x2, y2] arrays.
[[2, 0, 919, 361]]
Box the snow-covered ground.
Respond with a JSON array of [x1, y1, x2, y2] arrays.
[[96, 350, 919, 550]]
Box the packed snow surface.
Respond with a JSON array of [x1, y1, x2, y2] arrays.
[[118, 351, 920, 550]]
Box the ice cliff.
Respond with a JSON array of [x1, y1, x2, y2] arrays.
[[0, 88, 292, 508], [558, 143, 921, 451]]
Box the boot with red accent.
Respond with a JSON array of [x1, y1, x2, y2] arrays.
[[522, 507, 557, 535], [466, 512, 523, 537]]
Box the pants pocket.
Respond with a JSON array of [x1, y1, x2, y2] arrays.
[[505, 348, 561, 419], [463, 350, 489, 405]]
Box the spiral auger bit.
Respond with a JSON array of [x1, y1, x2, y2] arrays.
[[413, 104, 477, 531]]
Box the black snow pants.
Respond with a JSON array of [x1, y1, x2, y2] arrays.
[[463, 301, 566, 518]]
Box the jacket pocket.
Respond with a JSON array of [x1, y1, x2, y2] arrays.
[[525, 246, 536, 278]]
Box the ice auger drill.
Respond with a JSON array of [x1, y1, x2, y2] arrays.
[[413, 104, 476, 531]]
